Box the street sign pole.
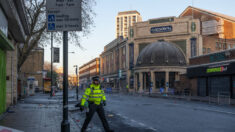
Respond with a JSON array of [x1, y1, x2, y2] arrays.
[[51, 32, 53, 97], [46, 1, 82, 131], [76, 66, 78, 101], [61, 31, 70, 132]]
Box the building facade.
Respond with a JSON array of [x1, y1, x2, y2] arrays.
[[116, 10, 142, 38], [20, 47, 44, 92], [126, 6, 235, 93], [133, 41, 187, 93], [0, 0, 29, 114], [79, 58, 100, 89], [100, 37, 128, 92], [180, 6, 235, 54], [187, 48, 235, 99]]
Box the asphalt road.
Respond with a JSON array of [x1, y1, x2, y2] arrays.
[[103, 94, 235, 132], [2, 90, 234, 132]]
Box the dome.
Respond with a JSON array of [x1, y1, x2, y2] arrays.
[[136, 41, 186, 67]]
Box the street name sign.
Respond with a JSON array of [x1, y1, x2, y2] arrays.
[[46, 0, 82, 31]]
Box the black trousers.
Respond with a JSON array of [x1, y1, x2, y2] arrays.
[[81, 103, 111, 132]]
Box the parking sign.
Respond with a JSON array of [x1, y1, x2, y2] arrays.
[[46, 0, 82, 31]]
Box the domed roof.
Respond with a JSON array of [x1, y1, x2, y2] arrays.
[[136, 41, 186, 67]]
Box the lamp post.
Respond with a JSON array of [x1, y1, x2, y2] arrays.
[[74, 65, 78, 101]]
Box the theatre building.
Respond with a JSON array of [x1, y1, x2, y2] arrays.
[[127, 6, 235, 93], [187, 49, 235, 98]]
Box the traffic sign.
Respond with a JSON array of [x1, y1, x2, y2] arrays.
[[53, 47, 60, 63], [46, 0, 82, 31]]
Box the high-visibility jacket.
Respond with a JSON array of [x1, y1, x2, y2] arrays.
[[81, 83, 106, 106]]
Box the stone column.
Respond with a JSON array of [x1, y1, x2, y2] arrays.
[[175, 72, 180, 81], [134, 73, 137, 92], [151, 71, 155, 92], [139, 72, 143, 93], [165, 71, 169, 93]]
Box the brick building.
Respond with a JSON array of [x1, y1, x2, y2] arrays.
[[100, 37, 128, 92], [20, 47, 44, 92], [79, 58, 100, 89], [187, 48, 235, 99]]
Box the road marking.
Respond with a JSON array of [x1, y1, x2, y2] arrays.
[[130, 119, 137, 123], [138, 122, 145, 126], [149, 127, 158, 131], [195, 107, 235, 115]]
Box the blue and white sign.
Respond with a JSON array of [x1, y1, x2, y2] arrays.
[[46, 0, 82, 31], [48, 23, 55, 30], [48, 15, 55, 22], [150, 26, 172, 34]]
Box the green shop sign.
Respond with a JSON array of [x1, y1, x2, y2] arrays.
[[206, 66, 227, 73]]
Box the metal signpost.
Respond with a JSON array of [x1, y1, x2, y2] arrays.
[[51, 33, 54, 97], [46, 0, 82, 132], [74, 65, 79, 101]]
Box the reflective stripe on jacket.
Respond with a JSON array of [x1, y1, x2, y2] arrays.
[[81, 83, 106, 106]]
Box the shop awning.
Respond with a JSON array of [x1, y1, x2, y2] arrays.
[[0, 30, 14, 50]]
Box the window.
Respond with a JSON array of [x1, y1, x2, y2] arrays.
[[191, 38, 197, 57], [219, 43, 222, 48], [223, 43, 226, 49], [203, 48, 206, 54], [207, 48, 211, 53], [216, 42, 219, 49], [123, 47, 126, 55]]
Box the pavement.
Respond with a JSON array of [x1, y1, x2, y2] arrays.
[[0, 90, 235, 132]]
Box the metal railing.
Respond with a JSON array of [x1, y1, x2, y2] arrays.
[[209, 92, 231, 105]]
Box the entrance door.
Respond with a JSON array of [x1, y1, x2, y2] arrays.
[[0, 49, 6, 114], [143, 72, 151, 92], [155, 72, 165, 91], [197, 78, 207, 97], [208, 76, 230, 97]]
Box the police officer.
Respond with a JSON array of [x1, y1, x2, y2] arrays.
[[80, 76, 113, 132]]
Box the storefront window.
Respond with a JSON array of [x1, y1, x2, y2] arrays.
[[169, 72, 175, 88]]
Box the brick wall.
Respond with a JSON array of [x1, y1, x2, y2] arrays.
[[21, 49, 44, 90], [190, 48, 235, 65]]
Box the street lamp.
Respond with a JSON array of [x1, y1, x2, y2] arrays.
[[74, 65, 78, 101]]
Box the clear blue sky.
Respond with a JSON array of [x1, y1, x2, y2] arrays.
[[44, 0, 235, 74]]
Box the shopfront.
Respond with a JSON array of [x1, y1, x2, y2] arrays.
[[0, 26, 14, 115], [187, 61, 235, 98]]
